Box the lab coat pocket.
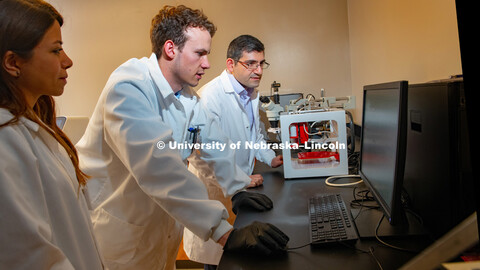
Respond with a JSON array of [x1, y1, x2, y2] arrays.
[[92, 208, 145, 264]]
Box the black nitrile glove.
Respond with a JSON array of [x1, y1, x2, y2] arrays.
[[223, 221, 290, 255], [231, 191, 273, 215]]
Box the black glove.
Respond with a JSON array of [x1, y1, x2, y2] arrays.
[[223, 221, 290, 255], [231, 191, 273, 215]]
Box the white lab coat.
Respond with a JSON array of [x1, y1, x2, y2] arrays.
[[0, 109, 104, 270], [76, 53, 251, 270], [184, 70, 276, 265]]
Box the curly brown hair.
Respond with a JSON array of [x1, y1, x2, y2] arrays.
[[150, 5, 216, 57]]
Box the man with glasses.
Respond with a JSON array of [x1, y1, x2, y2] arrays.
[[184, 35, 284, 270]]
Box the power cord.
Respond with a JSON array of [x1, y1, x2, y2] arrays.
[[350, 187, 379, 220], [349, 187, 423, 253], [288, 240, 386, 270], [348, 151, 360, 175], [287, 189, 386, 270], [337, 241, 384, 270], [286, 242, 311, 250], [325, 174, 363, 187], [374, 214, 422, 253]]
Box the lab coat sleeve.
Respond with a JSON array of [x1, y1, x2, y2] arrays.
[[102, 81, 232, 242], [196, 96, 251, 196], [253, 119, 276, 167], [0, 128, 75, 270]]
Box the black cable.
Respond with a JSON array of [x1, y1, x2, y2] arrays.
[[348, 151, 360, 175], [337, 241, 384, 270], [349, 188, 423, 254], [345, 110, 356, 156], [374, 214, 421, 253], [287, 240, 384, 270], [350, 188, 379, 215], [293, 191, 386, 270], [286, 242, 311, 250], [368, 247, 384, 270]]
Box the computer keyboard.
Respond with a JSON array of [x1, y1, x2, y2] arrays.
[[308, 194, 359, 245]]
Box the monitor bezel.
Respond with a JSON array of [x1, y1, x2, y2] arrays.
[[359, 80, 408, 226], [56, 116, 67, 130]]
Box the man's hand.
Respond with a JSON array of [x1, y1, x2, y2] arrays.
[[231, 191, 273, 214], [271, 155, 283, 168], [247, 174, 264, 188], [223, 221, 289, 255]]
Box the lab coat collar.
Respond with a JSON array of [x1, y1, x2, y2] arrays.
[[219, 70, 235, 94], [0, 108, 39, 132], [146, 53, 198, 101], [220, 70, 259, 103], [20, 116, 41, 133], [0, 108, 62, 152], [220, 70, 258, 97], [146, 53, 175, 100]]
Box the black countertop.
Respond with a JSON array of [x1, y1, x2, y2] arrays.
[[218, 164, 432, 270]]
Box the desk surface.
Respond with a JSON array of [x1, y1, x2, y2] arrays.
[[218, 164, 432, 270]]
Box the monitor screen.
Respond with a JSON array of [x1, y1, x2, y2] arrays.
[[56, 116, 67, 129], [359, 81, 408, 225]]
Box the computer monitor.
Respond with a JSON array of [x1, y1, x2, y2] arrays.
[[359, 81, 408, 226], [56, 116, 67, 129], [56, 116, 89, 145]]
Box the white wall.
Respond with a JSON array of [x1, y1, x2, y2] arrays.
[[49, 0, 352, 119], [49, 0, 462, 124], [347, 0, 462, 122]]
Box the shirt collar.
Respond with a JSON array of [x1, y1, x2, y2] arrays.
[[226, 71, 254, 98]]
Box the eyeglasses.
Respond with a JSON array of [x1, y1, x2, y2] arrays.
[[237, 60, 270, 70]]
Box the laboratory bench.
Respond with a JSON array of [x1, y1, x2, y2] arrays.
[[218, 163, 433, 270]]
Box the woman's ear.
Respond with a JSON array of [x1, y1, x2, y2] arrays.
[[2, 51, 21, 78]]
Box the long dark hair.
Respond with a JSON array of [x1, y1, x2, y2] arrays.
[[0, 0, 88, 186]]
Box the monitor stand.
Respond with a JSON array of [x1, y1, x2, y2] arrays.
[[351, 208, 428, 238]]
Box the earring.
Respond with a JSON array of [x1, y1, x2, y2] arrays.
[[16, 71, 20, 77]]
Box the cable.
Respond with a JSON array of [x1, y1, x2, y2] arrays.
[[305, 94, 315, 101], [350, 187, 379, 220], [374, 214, 421, 253], [368, 247, 384, 270], [351, 188, 377, 209], [345, 110, 356, 155], [286, 242, 311, 250], [325, 175, 363, 187], [348, 151, 360, 175], [337, 242, 384, 270], [302, 121, 335, 136]]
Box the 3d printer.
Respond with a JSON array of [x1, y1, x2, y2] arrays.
[[260, 81, 355, 179]]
